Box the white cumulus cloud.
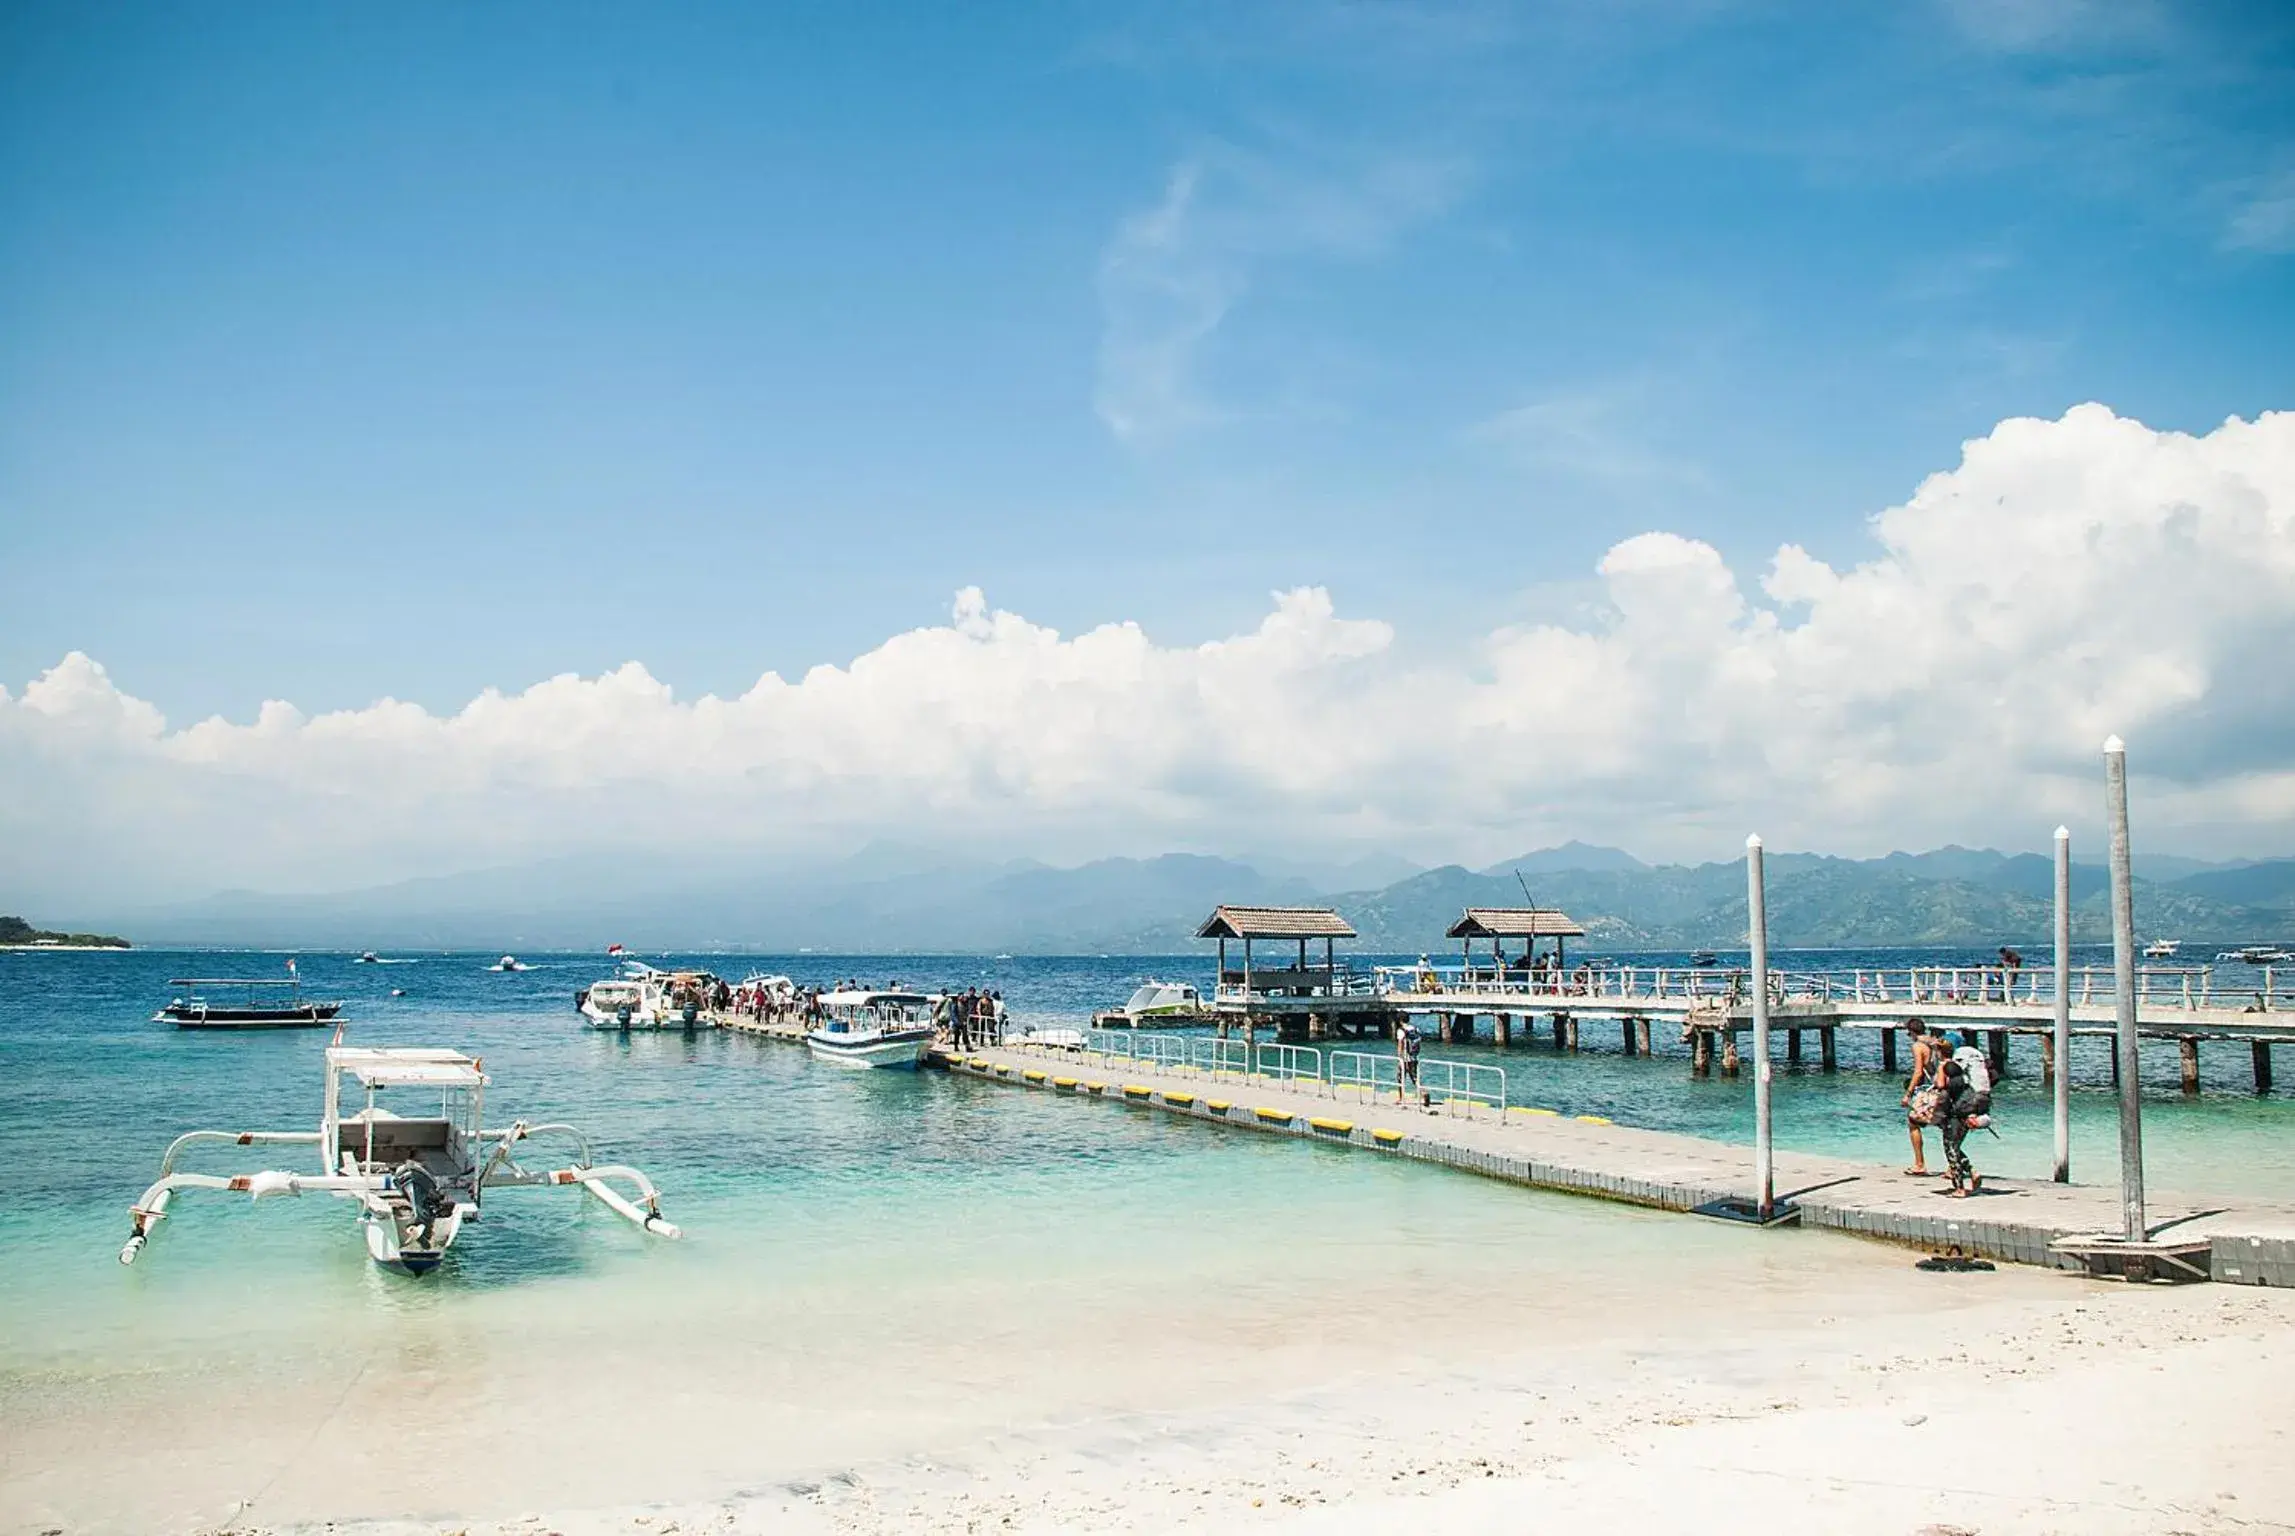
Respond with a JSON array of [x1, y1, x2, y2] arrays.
[[3, 404, 2291, 907]]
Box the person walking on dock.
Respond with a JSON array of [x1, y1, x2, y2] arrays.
[[1901, 1020, 1943, 1175], [1396, 1021, 1423, 1104], [1939, 1030, 1995, 1196]]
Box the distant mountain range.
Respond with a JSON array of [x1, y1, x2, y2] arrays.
[[55, 843, 2295, 954]]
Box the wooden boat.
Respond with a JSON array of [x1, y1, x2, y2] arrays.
[[806, 989, 936, 1069], [156, 976, 343, 1028], [120, 1046, 679, 1275]]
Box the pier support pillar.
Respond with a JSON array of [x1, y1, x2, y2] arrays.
[[1635, 1017, 1653, 1056], [1691, 1030, 1712, 1077], [2255, 1042, 2274, 1094], [1787, 1028, 1803, 1066], [1565, 1016, 1580, 1052], [1820, 1026, 1837, 1072], [1881, 1026, 1898, 1074], [2110, 1046, 2121, 1089], [2180, 1037, 2200, 1094], [1621, 1018, 1636, 1057], [1988, 1029, 2009, 1081], [2039, 1031, 2056, 1084], [1493, 1014, 1511, 1048], [1551, 1014, 1566, 1050], [1720, 1033, 1741, 1077]]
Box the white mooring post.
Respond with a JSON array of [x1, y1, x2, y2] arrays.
[[2053, 825, 2072, 1183], [1747, 833, 1773, 1220], [2104, 738, 2146, 1242]]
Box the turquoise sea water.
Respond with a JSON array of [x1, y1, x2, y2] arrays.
[[2, 942, 2290, 1370], [4, 944, 2290, 1529]]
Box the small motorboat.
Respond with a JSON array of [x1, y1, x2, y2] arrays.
[[1689, 950, 1721, 969], [490, 955, 530, 973], [120, 1046, 679, 1275], [576, 962, 721, 1029], [156, 976, 343, 1029], [2143, 938, 2181, 960], [1093, 978, 1206, 1028], [1015, 1026, 1087, 1050], [806, 989, 937, 1069], [354, 951, 381, 964], [2216, 945, 2290, 965]]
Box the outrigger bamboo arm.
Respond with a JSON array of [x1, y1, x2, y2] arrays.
[[120, 1167, 385, 1265], [155, 1129, 321, 1178], [539, 1163, 681, 1238]]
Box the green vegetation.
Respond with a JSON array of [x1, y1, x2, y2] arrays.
[[0, 915, 130, 948]]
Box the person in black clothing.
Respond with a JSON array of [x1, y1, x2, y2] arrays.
[[1937, 1030, 1993, 1196]]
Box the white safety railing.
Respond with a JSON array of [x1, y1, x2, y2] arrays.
[[1251, 1043, 1324, 1085], [1328, 1050, 1399, 1101], [1189, 1036, 1251, 1078], [1417, 1059, 1506, 1115], [1372, 962, 2295, 1015]]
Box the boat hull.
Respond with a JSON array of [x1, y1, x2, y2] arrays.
[[159, 1005, 340, 1029], [804, 1028, 934, 1069]]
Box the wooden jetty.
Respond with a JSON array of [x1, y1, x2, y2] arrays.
[[936, 1037, 2295, 1284], [1195, 904, 2295, 1093]]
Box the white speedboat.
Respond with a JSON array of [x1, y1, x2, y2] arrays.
[[354, 951, 381, 964], [577, 962, 719, 1029], [2142, 939, 2181, 959], [1122, 979, 1203, 1021], [491, 955, 530, 972], [121, 1046, 678, 1276], [2216, 945, 2289, 965], [806, 989, 937, 1069]]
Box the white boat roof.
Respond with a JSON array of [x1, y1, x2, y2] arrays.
[[820, 989, 935, 1007], [327, 1047, 488, 1087]]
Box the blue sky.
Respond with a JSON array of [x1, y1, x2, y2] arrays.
[[3, 3, 2295, 901], [5, 1, 2288, 720]]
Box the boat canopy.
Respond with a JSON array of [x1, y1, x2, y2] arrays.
[[328, 1048, 488, 1089], [819, 989, 935, 1008]]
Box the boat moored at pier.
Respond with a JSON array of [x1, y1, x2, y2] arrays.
[[120, 1046, 679, 1275], [805, 989, 937, 1069], [156, 976, 343, 1028], [576, 962, 724, 1029]]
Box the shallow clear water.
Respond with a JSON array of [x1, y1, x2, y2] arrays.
[[1, 943, 2289, 1375]]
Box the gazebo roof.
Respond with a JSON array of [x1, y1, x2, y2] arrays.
[[1195, 905, 1358, 941], [1445, 907, 1587, 940]]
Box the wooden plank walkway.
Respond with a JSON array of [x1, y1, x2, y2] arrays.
[[937, 1041, 2295, 1284]]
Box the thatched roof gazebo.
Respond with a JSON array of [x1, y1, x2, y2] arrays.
[[1196, 905, 1357, 995], [1445, 907, 1586, 970]]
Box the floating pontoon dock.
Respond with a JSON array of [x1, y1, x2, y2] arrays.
[[938, 1036, 2295, 1284]]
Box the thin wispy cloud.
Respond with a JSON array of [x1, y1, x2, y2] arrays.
[[1471, 382, 1713, 493], [1093, 143, 1471, 442], [2224, 167, 2295, 254]]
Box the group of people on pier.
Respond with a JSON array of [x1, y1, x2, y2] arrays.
[[939, 987, 1007, 1049]]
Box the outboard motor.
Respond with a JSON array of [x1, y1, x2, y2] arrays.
[[392, 1160, 452, 1246]]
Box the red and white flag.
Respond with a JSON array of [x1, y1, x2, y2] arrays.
[[607, 943, 625, 955]]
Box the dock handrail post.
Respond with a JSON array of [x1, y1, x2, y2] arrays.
[[1747, 833, 1774, 1220], [2104, 737, 2145, 1242], [2052, 825, 2072, 1184]]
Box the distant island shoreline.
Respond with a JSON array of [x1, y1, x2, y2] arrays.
[[0, 916, 130, 950]]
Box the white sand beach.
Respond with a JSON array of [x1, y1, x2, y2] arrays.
[[8, 1227, 2290, 1536]]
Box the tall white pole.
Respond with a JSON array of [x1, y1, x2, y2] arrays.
[[2104, 737, 2145, 1242], [2052, 825, 2072, 1184], [1747, 834, 1773, 1220]]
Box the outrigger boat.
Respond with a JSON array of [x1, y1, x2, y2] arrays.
[[156, 976, 343, 1028], [120, 1046, 679, 1275], [806, 989, 937, 1069]]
